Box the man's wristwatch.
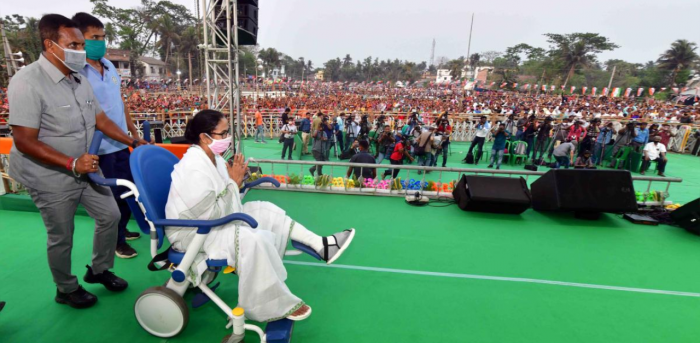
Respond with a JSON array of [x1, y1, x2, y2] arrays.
[[131, 139, 139, 148]]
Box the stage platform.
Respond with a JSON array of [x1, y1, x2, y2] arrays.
[[1, 141, 699, 343]]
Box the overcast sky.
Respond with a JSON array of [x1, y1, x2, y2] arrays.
[[4, 0, 700, 66]]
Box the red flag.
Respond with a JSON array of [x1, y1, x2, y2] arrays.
[[542, 84, 547, 91], [624, 88, 632, 97], [581, 87, 588, 95], [660, 87, 667, 91], [489, 81, 496, 87], [570, 86, 576, 94], [591, 87, 597, 96], [636, 88, 644, 97], [500, 82, 507, 88], [648, 88, 655, 96], [672, 87, 679, 94], [560, 85, 565, 90]]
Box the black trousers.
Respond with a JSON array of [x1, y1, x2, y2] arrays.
[[641, 157, 667, 173], [281, 138, 294, 159], [98, 148, 133, 246], [383, 159, 403, 179], [467, 137, 485, 160]]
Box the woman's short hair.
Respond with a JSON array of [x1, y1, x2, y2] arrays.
[[184, 109, 225, 144]]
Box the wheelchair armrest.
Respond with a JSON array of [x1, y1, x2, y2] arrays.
[[87, 131, 119, 187], [240, 177, 281, 193], [151, 212, 258, 234]]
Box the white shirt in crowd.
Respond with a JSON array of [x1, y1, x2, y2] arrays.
[[282, 123, 297, 139], [474, 122, 492, 138], [643, 142, 666, 160]]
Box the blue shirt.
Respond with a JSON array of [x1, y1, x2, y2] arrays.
[[80, 58, 127, 155], [492, 130, 510, 150], [299, 118, 311, 132], [633, 128, 649, 144], [596, 128, 614, 144]]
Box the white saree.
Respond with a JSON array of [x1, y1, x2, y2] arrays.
[[164, 145, 303, 322]]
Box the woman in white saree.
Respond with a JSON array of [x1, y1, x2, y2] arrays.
[[165, 110, 355, 322]]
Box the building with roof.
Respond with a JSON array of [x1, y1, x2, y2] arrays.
[[104, 49, 132, 78], [139, 56, 167, 80]]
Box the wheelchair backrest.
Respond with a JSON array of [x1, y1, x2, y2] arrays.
[[130, 145, 180, 249]]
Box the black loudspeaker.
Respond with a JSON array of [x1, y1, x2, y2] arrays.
[[531, 169, 637, 219], [452, 175, 532, 214], [670, 198, 700, 234], [215, 0, 258, 46]]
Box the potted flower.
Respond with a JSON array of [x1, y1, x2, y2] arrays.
[[422, 180, 438, 197], [360, 177, 376, 193], [346, 176, 361, 193], [287, 173, 302, 189], [331, 177, 346, 192]]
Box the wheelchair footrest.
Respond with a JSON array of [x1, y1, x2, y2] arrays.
[[265, 319, 294, 343], [291, 241, 323, 261], [192, 282, 220, 308]]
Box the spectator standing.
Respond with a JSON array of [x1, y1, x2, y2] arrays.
[[631, 122, 650, 152], [487, 123, 510, 169], [416, 126, 435, 173], [463, 115, 490, 163], [299, 112, 311, 155], [280, 117, 297, 160], [255, 106, 266, 143]]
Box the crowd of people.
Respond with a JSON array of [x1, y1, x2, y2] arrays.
[[274, 105, 694, 179]]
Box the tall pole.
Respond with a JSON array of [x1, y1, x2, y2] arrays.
[[1, 16, 15, 78], [607, 65, 616, 89], [466, 13, 474, 78]]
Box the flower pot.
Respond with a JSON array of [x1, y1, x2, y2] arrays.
[[422, 191, 438, 197], [360, 188, 376, 193], [376, 189, 391, 195], [331, 186, 345, 192], [346, 188, 361, 193], [301, 185, 315, 190]]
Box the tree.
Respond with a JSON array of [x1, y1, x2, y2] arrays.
[[178, 26, 198, 87], [544, 33, 619, 87], [91, 0, 194, 79], [154, 14, 180, 65], [480, 51, 502, 65], [258, 47, 281, 77], [468, 53, 480, 70], [323, 58, 341, 81], [657, 39, 699, 86], [445, 58, 464, 80], [104, 22, 117, 47]]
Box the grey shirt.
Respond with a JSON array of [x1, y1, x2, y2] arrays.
[[553, 142, 575, 157], [8, 54, 103, 192]]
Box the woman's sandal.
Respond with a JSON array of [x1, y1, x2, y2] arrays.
[[287, 304, 312, 321]]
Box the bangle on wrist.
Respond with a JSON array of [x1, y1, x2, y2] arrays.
[[71, 158, 81, 177], [66, 157, 75, 171]]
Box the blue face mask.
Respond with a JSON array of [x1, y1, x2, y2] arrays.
[[85, 39, 106, 61]]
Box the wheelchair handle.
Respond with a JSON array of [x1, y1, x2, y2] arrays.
[[87, 131, 118, 187], [142, 121, 151, 143]]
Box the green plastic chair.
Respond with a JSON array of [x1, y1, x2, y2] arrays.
[[611, 146, 632, 169], [510, 141, 529, 165], [502, 141, 512, 165]]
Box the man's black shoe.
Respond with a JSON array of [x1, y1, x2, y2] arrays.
[[125, 230, 141, 241], [116, 243, 138, 258], [84, 265, 128, 292], [55, 286, 97, 309]]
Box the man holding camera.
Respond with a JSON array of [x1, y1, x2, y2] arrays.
[[309, 114, 333, 176], [487, 123, 510, 169], [376, 125, 396, 164], [592, 121, 616, 165]]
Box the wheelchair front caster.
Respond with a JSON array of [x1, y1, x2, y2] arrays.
[[134, 286, 189, 338]]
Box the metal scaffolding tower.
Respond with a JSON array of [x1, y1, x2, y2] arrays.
[[200, 0, 242, 153]]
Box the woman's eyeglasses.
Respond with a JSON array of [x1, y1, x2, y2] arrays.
[[211, 130, 230, 138]]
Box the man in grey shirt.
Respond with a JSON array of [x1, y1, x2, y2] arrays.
[[8, 14, 148, 309], [552, 139, 576, 169]]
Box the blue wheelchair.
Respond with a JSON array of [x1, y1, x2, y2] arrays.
[[87, 132, 315, 343]]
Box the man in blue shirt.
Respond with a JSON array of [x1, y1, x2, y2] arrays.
[[74, 13, 142, 258], [631, 122, 649, 151], [299, 112, 311, 155], [487, 123, 510, 169], [592, 121, 616, 165]]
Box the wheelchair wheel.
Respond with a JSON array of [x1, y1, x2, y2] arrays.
[[134, 286, 189, 338]]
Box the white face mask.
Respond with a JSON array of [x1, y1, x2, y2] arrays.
[[50, 41, 86, 72]]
